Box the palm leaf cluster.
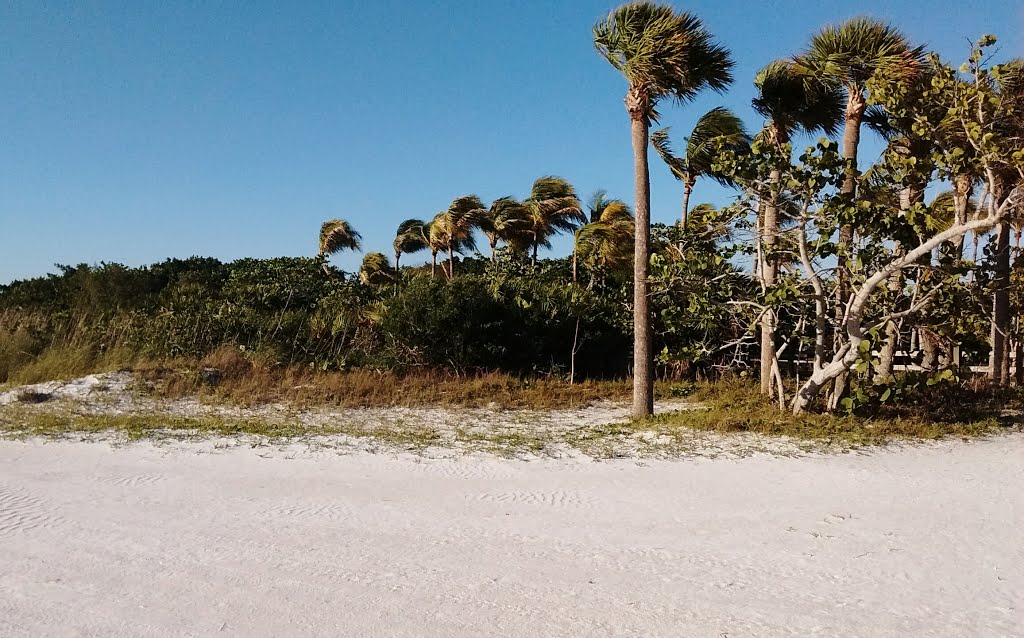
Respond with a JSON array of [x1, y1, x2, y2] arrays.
[[388, 176, 586, 277], [574, 192, 635, 279]]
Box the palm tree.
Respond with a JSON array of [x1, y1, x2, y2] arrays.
[[421, 218, 443, 278], [798, 19, 924, 339], [574, 192, 634, 282], [430, 195, 486, 278], [318, 219, 362, 276], [751, 59, 844, 395], [478, 197, 531, 261], [522, 176, 585, 266], [594, 1, 733, 417], [650, 107, 749, 229], [359, 252, 396, 286], [393, 218, 429, 271]]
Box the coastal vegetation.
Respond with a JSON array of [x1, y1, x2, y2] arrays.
[[1, 4, 1022, 427]]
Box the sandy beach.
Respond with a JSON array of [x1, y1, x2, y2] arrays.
[[1, 434, 1021, 637]]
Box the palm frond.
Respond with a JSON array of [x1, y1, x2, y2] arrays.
[[650, 128, 687, 181]]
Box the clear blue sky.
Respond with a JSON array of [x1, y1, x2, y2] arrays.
[[1, 1, 1020, 283]]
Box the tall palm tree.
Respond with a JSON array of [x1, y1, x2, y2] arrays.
[[430, 195, 486, 278], [318, 219, 362, 276], [650, 107, 749, 229], [751, 59, 844, 396], [478, 196, 531, 261], [393, 218, 428, 271], [594, 1, 733, 417], [574, 192, 634, 282], [798, 19, 924, 332], [523, 176, 585, 266]]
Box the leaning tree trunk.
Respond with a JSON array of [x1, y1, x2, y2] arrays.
[[681, 182, 692, 231], [793, 215, 1005, 414], [394, 252, 401, 272], [431, 251, 437, 277], [759, 167, 781, 396], [876, 181, 924, 381], [627, 86, 654, 418]]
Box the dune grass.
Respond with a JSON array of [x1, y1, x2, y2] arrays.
[[132, 345, 642, 410]]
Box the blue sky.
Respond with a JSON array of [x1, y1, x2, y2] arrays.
[[1, 0, 1020, 283]]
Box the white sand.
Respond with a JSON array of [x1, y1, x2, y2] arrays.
[[1, 436, 1021, 637]]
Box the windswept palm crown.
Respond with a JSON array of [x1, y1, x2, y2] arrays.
[[593, 2, 734, 123], [576, 193, 634, 276], [359, 252, 396, 286], [430, 195, 486, 277], [650, 107, 749, 226], [319, 219, 362, 257], [797, 18, 925, 96], [393, 218, 429, 270], [478, 196, 531, 260], [752, 60, 844, 145], [523, 176, 584, 264], [651, 107, 750, 184]]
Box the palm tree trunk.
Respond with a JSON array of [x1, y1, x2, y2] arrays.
[[431, 251, 437, 278], [681, 183, 692, 231], [952, 174, 973, 262], [759, 168, 780, 396], [991, 219, 1012, 385], [572, 243, 578, 283], [490, 239, 497, 263], [1015, 338, 1023, 386], [831, 91, 865, 408], [394, 252, 401, 272], [447, 245, 455, 280], [627, 88, 653, 418], [532, 241, 539, 267]]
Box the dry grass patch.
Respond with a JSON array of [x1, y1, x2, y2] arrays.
[[137, 349, 639, 410]]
